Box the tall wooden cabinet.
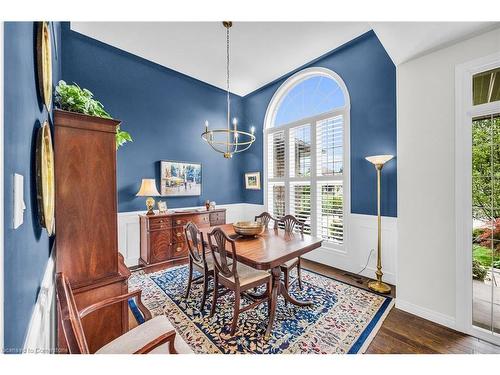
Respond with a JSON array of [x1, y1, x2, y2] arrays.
[[54, 109, 129, 353]]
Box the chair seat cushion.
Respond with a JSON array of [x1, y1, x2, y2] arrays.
[[281, 257, 299, 269], [96, 315, 193, 354], [220, 262, 270, 287]]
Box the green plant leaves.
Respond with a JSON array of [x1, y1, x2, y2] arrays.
[[55, 80, 133, 149]]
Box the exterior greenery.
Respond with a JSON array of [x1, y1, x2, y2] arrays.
[[472, 115, 500, 275], [55, 80, 132, 149]]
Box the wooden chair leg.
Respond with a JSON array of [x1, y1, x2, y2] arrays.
[[297, 259, 302, 290], [284, 269, 289, 306], [267, 279, 272, 318], [230, 289, 241, 336], [210, 272, 219, 317], [200, 272, 209, 312], [185, 260, 193, 299]]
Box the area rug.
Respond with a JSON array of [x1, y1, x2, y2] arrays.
[[128, 265, 394, 354]]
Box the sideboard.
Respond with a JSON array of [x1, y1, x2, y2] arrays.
[[139, 208, 226, 271]]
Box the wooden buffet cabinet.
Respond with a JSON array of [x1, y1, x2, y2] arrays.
[[54, 109, 129, 353], [139, 209, 226, 269]]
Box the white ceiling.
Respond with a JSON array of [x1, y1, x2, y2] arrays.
[[71, 22, 498, 96]]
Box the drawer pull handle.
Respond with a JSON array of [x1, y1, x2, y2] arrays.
[[176, 220, 181, 224], [176, 247, 182, 252], [176, 232, 181, 237]]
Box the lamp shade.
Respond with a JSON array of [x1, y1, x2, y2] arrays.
[[136, 179, 160, 197], [365, 154, 394, 166]]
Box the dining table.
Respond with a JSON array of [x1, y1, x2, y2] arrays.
[[199, 223, 323, 337]]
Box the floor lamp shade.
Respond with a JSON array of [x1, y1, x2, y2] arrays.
[[365, 154, 393, 294]]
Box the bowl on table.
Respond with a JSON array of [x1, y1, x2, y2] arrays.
[[232, 221, 265, 237]]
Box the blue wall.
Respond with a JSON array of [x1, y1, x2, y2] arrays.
[[242, 31, 397, 217], [4, 22, 61, 350], [61, 24, 246, 212]]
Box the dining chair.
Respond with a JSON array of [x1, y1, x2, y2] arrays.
[[254, 211, 277, 229], [56, 272, 192, 354], [184, 221, 214, 312], [207, 227, 272, 336], [277, 215, 305, 293]]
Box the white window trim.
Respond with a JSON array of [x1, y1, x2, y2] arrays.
[[455, 51, 500, 346], [263, 67, 351, 253]]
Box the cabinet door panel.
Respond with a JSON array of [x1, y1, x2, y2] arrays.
[[149, 229, 172, 262]]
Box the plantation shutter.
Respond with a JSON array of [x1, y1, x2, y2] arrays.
[[267, 131, 285, 179], [268, 183, 285, 220], [290, 183, 311, 234], [316, 115, 343, 176], [317, 182, 343, 243]]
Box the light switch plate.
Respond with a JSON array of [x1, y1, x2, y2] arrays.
[[13, 173, 26, 229]]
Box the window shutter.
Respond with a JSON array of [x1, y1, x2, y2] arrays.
[[268, 182, 285, 220], [289, 124, 311, 177], [267, 131, 285, 178], [290, 183, 311, 234], [317, 182, 343, 243], [316, 115, 343, 176]]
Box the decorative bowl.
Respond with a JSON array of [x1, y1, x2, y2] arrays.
[[233, 221, 265, 237]]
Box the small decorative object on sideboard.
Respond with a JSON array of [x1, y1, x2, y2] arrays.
[[205, 200, 211, 211], [136, 178, 161, 216], [157, 200, 168, 214], [210, 201, 216, 210], [245, 172, 261, 190]]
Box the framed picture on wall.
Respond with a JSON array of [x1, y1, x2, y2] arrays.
[[160, 160, 202, 197], [245, 172, 261, 190]]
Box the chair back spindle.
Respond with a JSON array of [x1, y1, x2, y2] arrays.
[[207, 227, 238, 281], [279, 215, 305, 235], [254, 212, 277, 229], [184, 222, 207, 267]]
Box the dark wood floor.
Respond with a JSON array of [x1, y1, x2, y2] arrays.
[[302, 259, 500, 354]]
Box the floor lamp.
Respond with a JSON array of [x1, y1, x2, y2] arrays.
[[365, 154, 394, 294]]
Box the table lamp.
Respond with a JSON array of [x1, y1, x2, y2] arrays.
[[365, 154, 394, 294], [136, 178, 161, 216]]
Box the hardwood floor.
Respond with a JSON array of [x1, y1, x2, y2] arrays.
[[302, 259, 500, 354]]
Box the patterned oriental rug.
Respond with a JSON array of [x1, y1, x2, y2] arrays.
[[128, 265, 394, 354]]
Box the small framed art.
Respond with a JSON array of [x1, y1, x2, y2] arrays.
[[245, 172, 261, 190]]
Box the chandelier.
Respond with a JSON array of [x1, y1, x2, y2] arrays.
[[201, 21, 256, 158]]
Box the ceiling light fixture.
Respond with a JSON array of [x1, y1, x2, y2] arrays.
[[201, 21, 256, 158]]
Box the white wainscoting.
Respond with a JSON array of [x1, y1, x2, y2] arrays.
[[23, 247, 56, 353], [117, 203, 265, 267], [118, 205, 397, 286], [303, 213, 398, 285]]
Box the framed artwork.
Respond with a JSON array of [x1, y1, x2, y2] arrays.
[[157, 200, 168, 214], [160, 160, 202, 196], [245, 172, 261, 190]]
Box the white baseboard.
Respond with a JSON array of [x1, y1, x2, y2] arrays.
[[23, 247, 56, 353], [117, 203, 265, 267], [395, 299, 456, 330]]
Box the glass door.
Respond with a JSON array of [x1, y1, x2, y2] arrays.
[[471, 67, 500, 336]]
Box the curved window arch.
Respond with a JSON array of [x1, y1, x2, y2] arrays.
[[264, 67, 350, 248]]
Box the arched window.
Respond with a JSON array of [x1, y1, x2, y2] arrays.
[[264, 67, 350, 248]]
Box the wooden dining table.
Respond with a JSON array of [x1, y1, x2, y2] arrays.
[[200, 223, 323, 337]]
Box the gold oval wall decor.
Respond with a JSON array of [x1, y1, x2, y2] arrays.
[[36, 121, 55, 236], [36, 22, 52, 110]]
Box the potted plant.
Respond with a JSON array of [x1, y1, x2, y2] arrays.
[[54, 80, 132, 149]]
